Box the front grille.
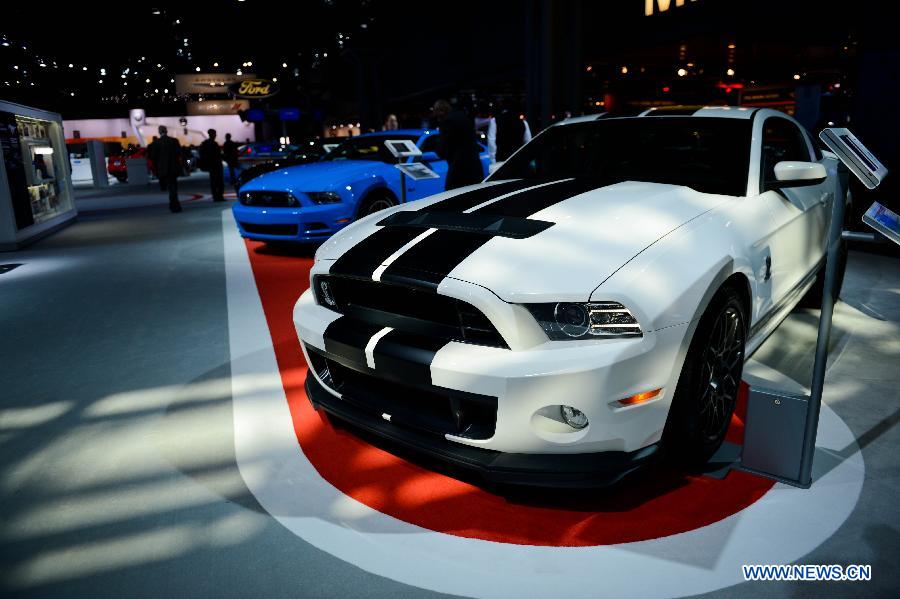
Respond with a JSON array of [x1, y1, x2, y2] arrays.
[[307, 347, 497, 440], [239, 190, 298, 207], [315, 275, 508, 348], [240, 222, 299, 236]]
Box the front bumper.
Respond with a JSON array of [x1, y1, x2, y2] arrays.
[[232, 202, 354, 242], [295, 283, 690, 485], [306, 373, 659, 487]]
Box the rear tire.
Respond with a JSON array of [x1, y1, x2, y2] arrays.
[[662, 285, 746, 467]]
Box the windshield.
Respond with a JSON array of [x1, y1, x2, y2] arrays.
[[490, 117, 752, 196], [324, 134, 419, 163]]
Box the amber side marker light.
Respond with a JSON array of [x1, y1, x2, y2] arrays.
[[615, 388, 662, 407]]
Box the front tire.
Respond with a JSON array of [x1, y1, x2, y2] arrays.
[[356, 192, 396, 219], [663, 286, 746, 467]]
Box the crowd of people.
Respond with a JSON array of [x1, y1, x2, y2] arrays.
[[146, 96, 533, 212]]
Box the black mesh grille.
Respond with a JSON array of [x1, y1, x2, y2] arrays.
[[315, 276, 508, 349], [307, 347, 497, 440], [240, 190, 298, 207]]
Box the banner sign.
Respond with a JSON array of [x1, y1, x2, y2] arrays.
[[229, 78, 280, 99], [175, 73, 256, 95], [186, 100, 250, 116]]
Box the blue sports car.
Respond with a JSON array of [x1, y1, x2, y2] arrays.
[[232, 129, 490, 243]]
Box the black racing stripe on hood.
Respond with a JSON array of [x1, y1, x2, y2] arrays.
[[379, 179, 610, 290], [472, 178, 609, 218], [329, 227, 423, 278], [418, 179, 535, 213], [379, 230, 491, 291]]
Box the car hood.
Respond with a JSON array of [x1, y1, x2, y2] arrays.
[[318, 179, 729, 302], [240, 159, 380, 192]]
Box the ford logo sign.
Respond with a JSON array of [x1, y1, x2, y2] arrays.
[[229, 78, 280, 99]]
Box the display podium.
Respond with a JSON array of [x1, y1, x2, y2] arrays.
[[741, 128, 890, 487]]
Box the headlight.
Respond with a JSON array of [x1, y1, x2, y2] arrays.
[[307, 191, 342, 204], [525, 302, 642, 340]]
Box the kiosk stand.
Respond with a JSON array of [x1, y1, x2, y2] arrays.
[[384, 139, 439, 203], [741, 128, 890, 487]]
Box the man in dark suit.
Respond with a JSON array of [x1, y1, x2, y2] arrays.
[[149, 125, 184, 213], [222, 133, 240, 190], [432, 99, 485, 190], [199, 129, 226, 202]]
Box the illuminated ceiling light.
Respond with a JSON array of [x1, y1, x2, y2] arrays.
[[727, 43, 736, 49], [213, 62, 219, 67], [620, 66, 628, 74], [13, 65, 18, 70], [726, 68, 735, 76], [98, 79, 103, 83], [152, 8, 161, 15], [282, 62, 288, 68], [68, 63, 73, 68], [585, 65, 593, 72], [236, 69, 243, 75], [145, 78, 150, 83], [164, 88, 168, 93], [793, 73, 801, 80], [70, 92, 75, 96], [247, 61, 253, 66], [272, 77, 278, 82], [677, 68, 687, 76], [154, 88, 159, 93], [82, 66, 87, 71], [121, 74, 126, 79], [195, 66, 200, 72]]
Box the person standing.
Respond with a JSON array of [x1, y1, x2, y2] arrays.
[[149, 126, 183, 213], [222, 132, 240, 189], [488, 101, 533, 164], [431, 99, 484, 191], [199, 129, 226, 202]]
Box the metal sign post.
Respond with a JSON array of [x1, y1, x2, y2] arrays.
[[741, 128, 889, 488]]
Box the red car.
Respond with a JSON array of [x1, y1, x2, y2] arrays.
[[108, 147, 154, 182]]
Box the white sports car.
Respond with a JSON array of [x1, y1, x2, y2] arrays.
[[294, 106, 846, 487]]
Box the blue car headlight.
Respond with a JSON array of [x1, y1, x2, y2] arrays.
[[307, 191, 342, 204], [525, 302, 643, 340]]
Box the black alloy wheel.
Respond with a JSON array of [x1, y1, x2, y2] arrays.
[[663, 285, 746, 467], [698, 305, 744, 444]]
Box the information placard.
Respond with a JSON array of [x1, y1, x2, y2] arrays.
[[394, 162, 440, 181]]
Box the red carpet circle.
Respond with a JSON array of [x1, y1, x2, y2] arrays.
[[245, 240, 775, 547]]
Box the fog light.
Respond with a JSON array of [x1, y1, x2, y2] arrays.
[[560, 405, 588, 429]]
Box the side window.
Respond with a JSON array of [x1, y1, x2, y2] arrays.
[[761, 117, 812, 186], [419, 134, 441, 154]]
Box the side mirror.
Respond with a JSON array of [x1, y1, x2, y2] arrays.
[[419, 151, 440, 163], [769, 161, 827, 189]]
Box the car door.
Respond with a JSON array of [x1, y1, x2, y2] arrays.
[[757, 116, 831, 304], [404, 133, 448, 200]]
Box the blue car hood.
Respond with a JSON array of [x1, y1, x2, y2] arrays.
[[241, 160, 381, 192]]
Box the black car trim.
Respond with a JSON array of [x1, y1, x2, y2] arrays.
[[322, 316, 385, 367], [306, 373, 659, 488], [376, 210, 554, 239], [378, 178, 605, 290], [328, 228, 424, 279], [371, 329, 450, 386], [379, 230, 492, 291]]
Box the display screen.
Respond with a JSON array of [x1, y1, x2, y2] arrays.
[[863, 202, 900, 247]]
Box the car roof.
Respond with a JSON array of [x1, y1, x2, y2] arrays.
[[556, 106, 761, 126]]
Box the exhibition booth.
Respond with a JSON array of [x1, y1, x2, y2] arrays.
[[0, 100, 77, 251]]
